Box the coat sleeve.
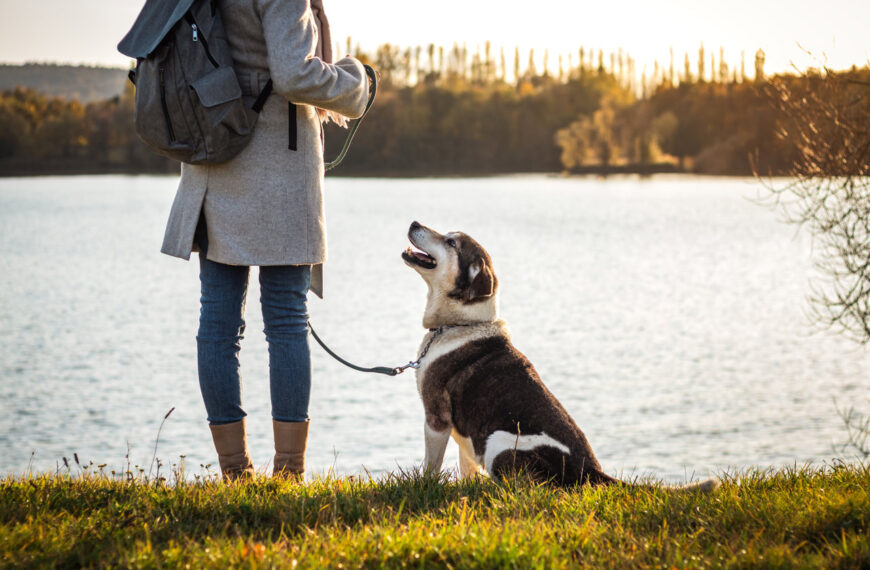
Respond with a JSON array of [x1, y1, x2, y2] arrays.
[[256, 0, 368, 118]]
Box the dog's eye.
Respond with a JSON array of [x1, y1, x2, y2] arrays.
[[445, 238, 456, 248]]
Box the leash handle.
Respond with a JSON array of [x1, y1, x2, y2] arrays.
[[324, 64, 378, 172], [308, 321, 403, 376]]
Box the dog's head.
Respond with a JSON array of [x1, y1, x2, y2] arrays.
[[402, 221, 498, 328]]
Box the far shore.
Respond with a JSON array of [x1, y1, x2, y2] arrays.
[[0, 160, 762, 179]]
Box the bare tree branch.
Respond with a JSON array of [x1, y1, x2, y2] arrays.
[[762, 67, 870, 343]]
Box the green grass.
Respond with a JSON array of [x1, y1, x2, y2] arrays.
[[1, 463, 869, 568]]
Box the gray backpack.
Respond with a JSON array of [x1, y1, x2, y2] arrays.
[[118, 0, 272, 165]]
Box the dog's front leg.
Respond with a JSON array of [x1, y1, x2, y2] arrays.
[[420, 376, 452, 473], [423, 416, 451, 472]]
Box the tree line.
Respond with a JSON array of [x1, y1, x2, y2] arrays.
[[0, 43, 865, 177], [0, 82, 175, 175], [0, 64, 128, 103]]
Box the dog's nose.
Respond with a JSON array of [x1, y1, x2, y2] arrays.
[[410, 221, 421, 230]]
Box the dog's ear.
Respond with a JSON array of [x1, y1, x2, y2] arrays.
[[467, 262, 494, 301]]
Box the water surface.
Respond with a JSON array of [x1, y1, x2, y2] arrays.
[[0, 174, 867, 481]]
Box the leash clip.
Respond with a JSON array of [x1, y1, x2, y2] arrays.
[[392, 360, 421, 375]]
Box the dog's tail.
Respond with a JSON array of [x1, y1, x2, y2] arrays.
[[563, 465, 720, 493], [611, 477, 720, 493], [663, 478, 720, 493]]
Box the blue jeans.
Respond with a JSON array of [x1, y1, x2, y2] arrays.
[[197, 254, 312, 425]]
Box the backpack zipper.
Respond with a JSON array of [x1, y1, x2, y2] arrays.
[[185, 14, 219, 68], [158, 66, 177, 142]]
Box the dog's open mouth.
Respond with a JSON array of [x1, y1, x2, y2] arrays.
[[402, 245, 437, 269]]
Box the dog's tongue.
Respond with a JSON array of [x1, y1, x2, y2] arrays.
[[406, 246, 433, 262]]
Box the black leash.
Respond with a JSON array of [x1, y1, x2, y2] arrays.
[[308, 321, 421, 376], [306, 66, 398, 375], [324, 65, 378, 172], [307, 322, 469, 377]]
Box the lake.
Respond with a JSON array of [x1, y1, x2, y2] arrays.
[[0, 174, 867, 482]]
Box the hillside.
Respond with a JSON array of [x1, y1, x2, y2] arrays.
[[0, 63, 128, 102]]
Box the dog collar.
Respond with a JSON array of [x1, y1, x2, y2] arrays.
[[389, 323, 486, 375], [427, 323, 480, 333]]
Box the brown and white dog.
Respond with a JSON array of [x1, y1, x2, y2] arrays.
[[402, 221, 718, 490]]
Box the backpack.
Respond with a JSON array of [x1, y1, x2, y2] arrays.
[[117, 0, 272, 165]]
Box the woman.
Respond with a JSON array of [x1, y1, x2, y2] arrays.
[[160, 0, 370, 480]]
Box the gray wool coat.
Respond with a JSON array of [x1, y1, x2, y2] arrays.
[[160, 0, 369, 297]]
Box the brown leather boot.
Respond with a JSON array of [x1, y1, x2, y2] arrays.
[[273, 419, 309, 480], [209, 419, 255, 481]]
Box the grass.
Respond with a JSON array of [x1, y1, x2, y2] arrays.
[[1, 463, 869, 568]]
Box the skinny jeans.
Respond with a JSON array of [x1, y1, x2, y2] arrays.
[[196, 251, 312, 425]]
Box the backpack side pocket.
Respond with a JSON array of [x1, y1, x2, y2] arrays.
[[133, 45, 196, 161], [190, 66, 257, 163]]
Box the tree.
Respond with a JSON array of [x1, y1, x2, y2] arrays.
[[0, 99, 29, 158], [754, 50, 766, 83], [555, 96, 623, 170], [765, 68, 870, 342], [374, 44, 401, 88]]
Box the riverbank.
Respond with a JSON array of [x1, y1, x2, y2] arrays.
[[0, 158, 682, 178], [0, 158, 179, 178], [1, 464, 867, 567]]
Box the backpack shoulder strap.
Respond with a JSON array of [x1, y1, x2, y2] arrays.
[[251, 79, 273, 113]]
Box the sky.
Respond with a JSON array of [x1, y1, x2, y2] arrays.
[[0, 0, 867, 77]]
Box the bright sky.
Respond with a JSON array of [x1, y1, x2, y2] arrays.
[[1, 0, 867, 76]]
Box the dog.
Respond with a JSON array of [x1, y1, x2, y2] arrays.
[[402, 221, 718, 490]]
